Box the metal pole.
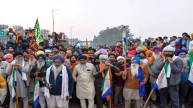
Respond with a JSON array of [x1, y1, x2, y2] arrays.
[[70, 26, 73, 45], [52, 10, 54, 32]]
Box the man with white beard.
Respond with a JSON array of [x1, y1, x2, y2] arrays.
[[147, 46, 164, 102], [94, 54, 120, 108], [45, 55, 73, 108], [122, 57, 144, 108], [176, 49, 189, 107], [7, 51, 29, 108], [30, 54, 49, 108]]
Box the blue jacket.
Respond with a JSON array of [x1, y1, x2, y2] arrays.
[[49, 67, 74, 96]]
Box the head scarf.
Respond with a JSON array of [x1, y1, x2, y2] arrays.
[[131, 57, 140, 64], [176, 49, 187, 56], [117, 56, 125, 61], [163, 45, 175, 52], [99, 54, 108, 60], [36, 54, 46, 60], [53, 55, 65, 63]]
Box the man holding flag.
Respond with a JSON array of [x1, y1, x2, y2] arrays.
[[7, 52, 29, 108], [122, 57, 144, 108], [156, 45, 183, 108], [30, 54, 49, 108], [93, 54, 120, 108]]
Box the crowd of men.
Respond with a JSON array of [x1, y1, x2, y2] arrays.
[[0, 29, 193, 108]]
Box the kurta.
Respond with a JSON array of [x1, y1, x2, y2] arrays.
[[73, 63, 96, 99], [7, 61, 29, 98]]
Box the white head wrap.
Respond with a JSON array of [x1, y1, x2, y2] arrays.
[[117, 56, 125, 61], [99, 54, 108, 60], [163, 45, 175, 52]]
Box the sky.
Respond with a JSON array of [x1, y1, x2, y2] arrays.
[[1, 0, 193, 41]]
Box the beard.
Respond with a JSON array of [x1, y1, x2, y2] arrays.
[[130, 63, 139, 77], [29, 58, 36, 66], [179, 56, 188, 66], [53, 64, 62, 74], [71, 60, 76, 63], [37, 61, 45, 70], [153, 52, 161, 59], [15, 58, 24, 65], [164, 54, 173, 58], [118, 62, 124, 65]]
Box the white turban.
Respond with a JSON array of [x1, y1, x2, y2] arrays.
[[99, 54, 108, 60], [117, 56, 125, 61], [163, 45, 175, 52]]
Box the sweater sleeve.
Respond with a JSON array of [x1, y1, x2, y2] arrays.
[[170, 59, 183, 74], [67, 68, 74, 96], [111, 65, 120, 73], [156, 60, 165, 71], [147, 63, 153, 76]]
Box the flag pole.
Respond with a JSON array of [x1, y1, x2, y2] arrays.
[[16, 86, 19, 108], [122, 26, 127, 74], [143, 89, 154, 108]]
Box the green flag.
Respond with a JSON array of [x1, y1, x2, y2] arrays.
[[189, 51, 193, 69], [34, 19, 43, 44], [164, 60, 169, 75]]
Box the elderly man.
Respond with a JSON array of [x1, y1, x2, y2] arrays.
[[94, 54, 120, 108], [147, 46, 164, 102], [122, 57, 144, 108], [176, 49, 189, 107], [45, 55, 73, 108], [30, 54, 49, 108], [156, 45, 183, 108], [72, 55, 96, 108], [7, 51, 29, 108]]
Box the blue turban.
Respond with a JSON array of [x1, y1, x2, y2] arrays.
[[36, 54, 46, 60], [131, 57, 140, 64], [53, 55, 65, 63], [176, 49, 187, 56], [135, 54, 143, 59], [78, 55, 87, 60], [72, 49, 79, 54], [13, 51, 23, 58]]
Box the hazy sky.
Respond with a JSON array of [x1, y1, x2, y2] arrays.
[[1, 0, 193, 41]]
